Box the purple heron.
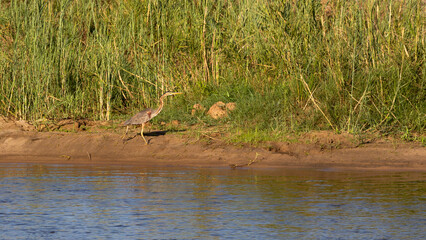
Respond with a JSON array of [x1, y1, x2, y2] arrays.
[[123, 91, 182, 144]]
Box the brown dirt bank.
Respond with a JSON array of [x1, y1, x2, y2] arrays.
[[0, 118, 425, 170]]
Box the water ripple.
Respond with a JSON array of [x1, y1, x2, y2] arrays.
[[0, 164, 424, 239]]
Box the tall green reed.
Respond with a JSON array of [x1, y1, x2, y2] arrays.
[[0, 0, 424, 137]]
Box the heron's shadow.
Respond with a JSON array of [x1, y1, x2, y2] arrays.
[[144, 130, 167, 136], [123, 129, 185, 141]]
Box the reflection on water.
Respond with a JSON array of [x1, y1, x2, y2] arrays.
[[0, 164, 424, 239]]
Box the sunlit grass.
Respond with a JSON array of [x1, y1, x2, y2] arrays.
[[0, 0, 424, 141]]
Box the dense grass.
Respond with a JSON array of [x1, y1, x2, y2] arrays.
[[0, 0, 424, 141]]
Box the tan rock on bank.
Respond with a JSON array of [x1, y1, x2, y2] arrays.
[[207, 101, 236, 119]]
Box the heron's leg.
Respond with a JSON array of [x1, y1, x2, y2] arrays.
[[141, 123, 148, 145], [122, 126, 129, 139]]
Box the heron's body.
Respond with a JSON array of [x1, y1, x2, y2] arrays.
[[123, 108, 158, 126], [122, 92, 182, 144]]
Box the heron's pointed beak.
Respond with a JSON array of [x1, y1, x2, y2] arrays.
[[172, 92, 183, 95]]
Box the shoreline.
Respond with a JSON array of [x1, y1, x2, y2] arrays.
[[1, 128, 425, 171]]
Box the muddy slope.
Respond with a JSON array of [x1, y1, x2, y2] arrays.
[[0, 118, 425, 170]]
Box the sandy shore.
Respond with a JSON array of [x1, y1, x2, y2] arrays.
[[0, 118, 425, 171]]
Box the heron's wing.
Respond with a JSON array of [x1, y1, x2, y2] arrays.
[[123, 108, 154, 125]]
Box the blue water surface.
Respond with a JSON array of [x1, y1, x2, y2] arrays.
[[0, 164, 424, 239]]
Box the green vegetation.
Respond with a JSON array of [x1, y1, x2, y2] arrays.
[[0, 0, 424, 142]]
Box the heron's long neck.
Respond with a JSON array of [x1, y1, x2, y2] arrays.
[[152, 96, 165, 116]]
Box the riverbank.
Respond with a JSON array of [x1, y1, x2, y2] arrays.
[[0, 118, 424, 171]]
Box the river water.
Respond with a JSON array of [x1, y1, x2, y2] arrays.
[[0, 163, 424, 239]]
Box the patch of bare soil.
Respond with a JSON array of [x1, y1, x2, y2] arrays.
[[0, 117, 425, 170]]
